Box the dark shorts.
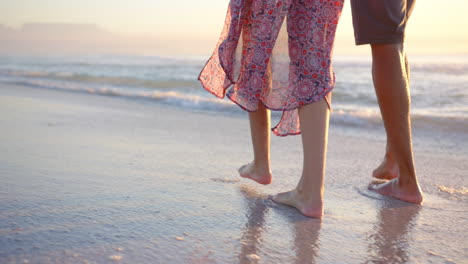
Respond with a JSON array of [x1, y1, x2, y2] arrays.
[[350, 0, 415, 45]]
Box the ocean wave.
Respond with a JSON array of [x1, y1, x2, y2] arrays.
[[436, 185, 467, 201], [0, 53, 206, 67], [412, 63, 468, 76], [0, 69, 200, 90], [333, 55, 468, 76], [437, 185, 467, 195], [3, 78, 467, 135], [4, 79, 239, 112], [1, 53, 467, 135]]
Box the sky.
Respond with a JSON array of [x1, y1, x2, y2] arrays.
[[1, 0, 468, 55]]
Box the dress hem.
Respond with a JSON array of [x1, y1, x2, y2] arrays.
[[199, 73, 332, 137]]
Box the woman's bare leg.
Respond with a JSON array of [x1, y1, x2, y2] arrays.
[[273, 98, 329, 218], [239, 102, 273, 185]]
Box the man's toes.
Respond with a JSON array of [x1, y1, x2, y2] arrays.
[[371, 178, 388, 185]]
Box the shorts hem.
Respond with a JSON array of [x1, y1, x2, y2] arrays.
[[355, 36, 405, 46]]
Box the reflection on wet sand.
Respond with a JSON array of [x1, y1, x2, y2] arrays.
[[238, 185, 322, 264], [238, 185, 269, 263], [366, 200, 422, 264], [292, 219, 321, 264]]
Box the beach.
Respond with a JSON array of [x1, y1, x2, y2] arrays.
[[0, 82, 467, 264]]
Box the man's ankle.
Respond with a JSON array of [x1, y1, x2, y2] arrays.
[[398, 176, 419, 188]]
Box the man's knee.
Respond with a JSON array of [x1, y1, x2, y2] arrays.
[[370, 43, 404, 57], [370, 43, 405, 61]]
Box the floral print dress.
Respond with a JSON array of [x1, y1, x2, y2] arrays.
[[198, 0, 344, 136]]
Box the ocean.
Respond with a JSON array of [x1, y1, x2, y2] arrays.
[[0, 53, 466, 137]]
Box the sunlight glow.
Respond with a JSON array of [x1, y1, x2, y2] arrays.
[[1, 0, 467, 55]]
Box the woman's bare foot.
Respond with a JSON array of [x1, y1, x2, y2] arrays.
[[271, 189, 323, 218], [238, 162, 272, 185], [368, 178, 424, 205], [373, 154, 399, 180]]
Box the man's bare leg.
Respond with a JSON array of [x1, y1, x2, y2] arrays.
[[373, 54, 411, 181], [372, 143, 399, 180], [368, 43, 423, 204], [239, 102, 273, 185], [272, 99, 329, 218]]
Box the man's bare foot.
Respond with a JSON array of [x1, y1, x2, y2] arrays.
[[368, 178, 424, 205], [271, 189, 323, 218], [238, 162, 272, 185], [373, 155, 399, 180]]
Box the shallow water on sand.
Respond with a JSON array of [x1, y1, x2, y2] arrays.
[[0, 85, 467, 263]]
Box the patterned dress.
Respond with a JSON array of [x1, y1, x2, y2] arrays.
[[198, 0, 344, 136]]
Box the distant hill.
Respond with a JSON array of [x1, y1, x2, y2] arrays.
[[0, 24, 12, 31], [0, 23, 214, 56], [20, 23, 107, 33]]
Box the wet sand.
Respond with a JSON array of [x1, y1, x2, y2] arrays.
[[0, 84, 467, 263]]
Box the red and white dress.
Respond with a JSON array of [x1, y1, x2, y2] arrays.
[[198, 0, 344, 136]]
